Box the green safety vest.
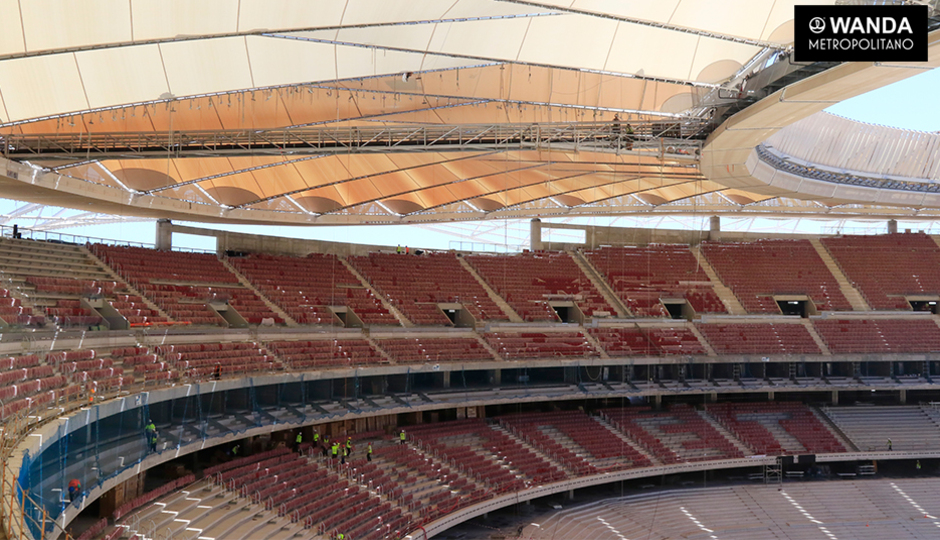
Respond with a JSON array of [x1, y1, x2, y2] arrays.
[[400, 432, 406, 441], [331, 444, 339, 456], [296, 433, 302, 443], [346, 440, 352, 449], [313, 433, 319, 442], [367, 445, 372, 455]]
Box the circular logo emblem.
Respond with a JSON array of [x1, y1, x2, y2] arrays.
[[809, 17, 826, 34]]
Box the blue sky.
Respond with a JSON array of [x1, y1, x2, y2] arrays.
[[826, 66, 940, 131]]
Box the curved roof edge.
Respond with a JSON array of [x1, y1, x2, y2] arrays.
[[702, 29, 940, 206]]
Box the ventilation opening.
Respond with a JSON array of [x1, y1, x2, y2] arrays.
[[664, 302, 685, 320], [910, 300, 938, 314], [553, 305, 572, 322], [777, 300, 808, 317]]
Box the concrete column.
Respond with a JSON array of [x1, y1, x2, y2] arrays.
[[709, 215, 721, 241], [653, 394, 662, 408], [831, 390, 839, 405], [491, 369, 501, 385], [530, 218, 543, 251], [568, 489, 575, 500], [768, 391, 775, 401], [900, 389, 907, 404], [888, 219, 898, 234], [155, 219, 172, 251], [442, 371, 450, 389]]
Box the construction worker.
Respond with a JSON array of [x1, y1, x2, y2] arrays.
[[399, 429, 406, 446], [345, 436, 353, 455], [917, 460, 922, 471], [145, 419, 157, 453], [67, 479, 81, 502], [213, 363, 222, 381], [295, 431, 303, 451], [887, 438, 893, 451], [367, 442, 373, 462], [331, 441, 339, 462], [313, 430, 320, 445], [232, 443, 240, 457], [341, 445, 348, 465]]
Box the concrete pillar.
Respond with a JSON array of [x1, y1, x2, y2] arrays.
[[831, 390, 839, 405], [442, 371, 450, 389], [491, 369, 501, 386], [653, 394, 662, 408], [888, 219, 898, 234], [768, 391, 775, 401], [567, 489, 575, 500], [900, 389, 907, 404], [709, 215, 721, 241], [155, 219, 172, 250], [530, 218, 543, 251]]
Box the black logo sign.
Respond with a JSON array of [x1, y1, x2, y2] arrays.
[[794, 5, 927, 62]]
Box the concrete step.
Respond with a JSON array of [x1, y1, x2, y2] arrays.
[[567, 250, 631, 318], [697, 409, 753, 456], [807, 238, 871, 311], [800, 318, 832, 356], [687, 323, 717, 356], [81, 245, 174, 322], [337, 256, 413, 327], [592, 416, 660, 465], [219, 257, 300, 326], [581, 330, 611, 359], [456, 256, 524, 322], [689, 245, 747, 315]]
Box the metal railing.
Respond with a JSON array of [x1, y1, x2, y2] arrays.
[[1, 121, 707, 161]]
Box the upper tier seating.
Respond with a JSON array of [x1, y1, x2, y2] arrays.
[[376, 337, 494, 363], [585, 245, 726, 316], [154, 342, 280, 378], [708, 402, 846, 455], [695, 323, 821, 355], [228, 253, 396, 326], [348, 252, 508, 325], [498, 411, 651, 474], [91, 245, 281, 326], [702, 239, 851, 313], [602, 404, 743, 464], [821, 233, 940, 310], [0, 237, 164, 328], [484, 331, 599, 359], [813, 318, 940, 354], [589, 326, 706, 356], [0, 287, 43, 327], [265, 339, 386, 369], [466, 252, 614, 321]]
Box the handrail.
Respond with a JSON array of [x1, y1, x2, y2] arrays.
[[1, 121, 706, 161]]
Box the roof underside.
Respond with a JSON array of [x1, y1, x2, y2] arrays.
[[2, 0, 939, 225]]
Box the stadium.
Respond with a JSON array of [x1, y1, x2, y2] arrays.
[[1, 1, 940, 540]]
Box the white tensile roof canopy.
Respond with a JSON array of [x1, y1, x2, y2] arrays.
[[1, 0, 939, 226]]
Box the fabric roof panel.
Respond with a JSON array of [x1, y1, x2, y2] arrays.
[[246, 37, 338, 88], [0, 54, 88, 122], [236, 0, 346, 32], [76, 45, 170, 110], [426, 18, 532, 65], [293, 157, 353, 189], [20, 0, 131, 55], [669, 0, 774, 42], [0, 0, 25, 57], [518, 16, 619, 71], [160, 37, 253, 98], [131, 0, 239, 41], [605, 26, 712, 82]]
